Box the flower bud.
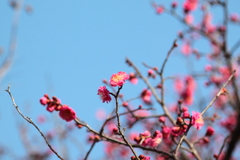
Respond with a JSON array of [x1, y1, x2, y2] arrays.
[[182, 112, 190, 118], [159, 116, 166, 123], [205, 126, 215, 136], [203, 137, 209, 144], [112, 127, 118, 134], [176, 117, 183, 125], [122, 102, 128, 107]]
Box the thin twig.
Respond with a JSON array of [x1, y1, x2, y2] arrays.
[[0, 0, 24, 80], [218, 134, 230, 159], [113, 86, 140, 159], [160, 39, 177, 75], [201, 70, 236, 116], [164, 9, 222, 48], [127, 58, 201, 160], [5, 84, 64, 160], [74, 119, 176, 159], [126, 58, 175, 123], [83, 141, 96, 160]]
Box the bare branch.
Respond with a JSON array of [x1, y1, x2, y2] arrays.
[[218, 134, 230, 159], [74, 119, 177, 159], [160, 39, 178, 75], [5, 84, 64, 160], [113, 86, 140, 159], [201, 70, 236, 116]]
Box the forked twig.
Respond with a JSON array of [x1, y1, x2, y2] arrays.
[[6, 84, 64, 160]]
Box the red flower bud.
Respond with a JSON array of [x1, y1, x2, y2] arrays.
[[206, 126, 215, 136], [159, 116, 166, 123]]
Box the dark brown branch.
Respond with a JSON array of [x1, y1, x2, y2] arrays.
[[113, 86, 139, 159], [83, 141, 96, 160], [5, 84, 64, 160], [218, 134, 230, 159]]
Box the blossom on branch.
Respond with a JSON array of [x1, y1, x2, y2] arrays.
[[191, 111, 204, 130], [97, 86, 112, 103], [40, 96, 48, 105], [110, 71, 129, 87], [59, 105, 76, 122]]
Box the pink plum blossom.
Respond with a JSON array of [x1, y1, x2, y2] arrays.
[[97, 86, 112, 103], [110, 71, 129, 87], [191, 111, 204, 130], [59, 105, 76, 122]]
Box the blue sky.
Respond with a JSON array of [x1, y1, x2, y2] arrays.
[[1, 0, 240, 159]]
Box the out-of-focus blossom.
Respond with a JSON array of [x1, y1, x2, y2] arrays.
[[172, 1, 178, 8], [129, 72, 138, 84], [221, 115, 237, 131], [156, 6, 164, 14], [181, 42, 192, 55], [183, 0, 198, 13], [159, 116, 166, 123], [174, 77, 184, 93], [205, 64, 213, 71], [96, 109, 106, 120], [185, 14, 194, 24], [230, 13, 239, 22], [40, 96, 48, 106], [152, 3, 164, 14], [37, 115, 46, 124], [141, 89, 152, 104], [175, 76, 196, 105]]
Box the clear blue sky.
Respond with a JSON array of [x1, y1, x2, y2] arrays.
[[0, 0, 240, 159]]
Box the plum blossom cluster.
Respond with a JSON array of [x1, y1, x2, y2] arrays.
[[133, 110, 204, 148], [39, 94, 76, 122], [134, 130, 162, 148], [98, 71, 129, 103], [175, 106, 204, 131]]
